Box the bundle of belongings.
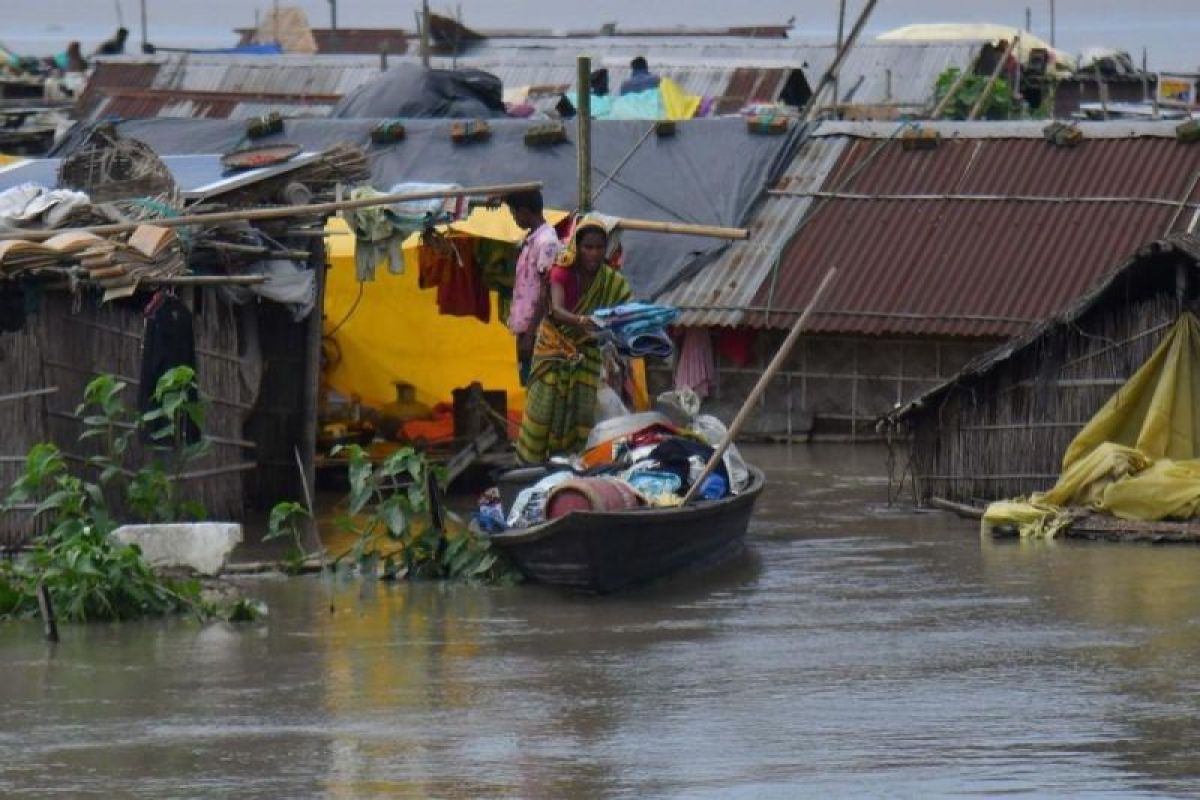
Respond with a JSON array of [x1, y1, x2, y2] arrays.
[[472, 388, 751, 533], [77, 224, 187, 301], [982, 312, 1200, 538]]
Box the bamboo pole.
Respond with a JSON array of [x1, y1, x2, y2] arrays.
[[768, 188, 1200, 209], [0, 181, 545, 241], [615, 219, 749, 239], [682, 268, 837, 505], [930, 66, 973, 120], [968, 34, 1018, 121], [803, 0, 879, 121], [0, 386, 58, 405], [577, 55, 593, 213], [1165, 170, 1200, 234]]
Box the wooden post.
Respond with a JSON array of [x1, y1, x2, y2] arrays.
[[931, 66, 973, 119], [577, 55, 593, 213], [300, 236, 325, 548], [420, 0, 431, 68], [834, 0, 846, 108], [36, 583, 58, 643], [803, 0, 879, 121], [968, 34, 1019, 121]]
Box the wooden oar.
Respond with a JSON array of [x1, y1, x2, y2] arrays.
[[680, 267, 838, 505]]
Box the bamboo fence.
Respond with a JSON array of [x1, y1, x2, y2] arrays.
[[895, 239, 1198, 506]]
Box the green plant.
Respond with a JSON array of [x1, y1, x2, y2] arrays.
[[265, 500, 311, 574], [141, 366, 209, 521], [934, 68, 1015, 120], [333, 444, 519, 583], [74, 368, 208, 522], [0, 444, 205, 621], [0, 370, 227, 624]]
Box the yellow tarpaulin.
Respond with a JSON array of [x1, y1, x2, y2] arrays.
[[984, 313, 1200, 536], [323, 211, 562, 413], [660, 77, 701, 120]]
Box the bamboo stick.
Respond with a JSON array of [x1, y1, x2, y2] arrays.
[[928, 496, 984, 518], [682, 267, 837, 505], [141, 275, 267, 286], [968, 34, 1018, 121], [577, 55, 593, 213], [767, 188, 1200, 209], [0, 386, 58, 405], [198, 240, 311, 259], [930, 65, 973, 120], [803, 0, 879, 121], [1165, 170, 1200, 235], [0, 181, 546, 241], [615, 218, 749, 240]]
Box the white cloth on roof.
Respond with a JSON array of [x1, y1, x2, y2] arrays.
[[0, 183, 91, 229]]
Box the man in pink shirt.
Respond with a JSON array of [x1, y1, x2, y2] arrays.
[[504, 190, 561, 385]]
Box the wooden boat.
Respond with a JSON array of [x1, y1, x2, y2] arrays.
[[488, 466, 765, 594]]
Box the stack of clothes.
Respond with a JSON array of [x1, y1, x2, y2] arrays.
[[593, 302, 679, 358]]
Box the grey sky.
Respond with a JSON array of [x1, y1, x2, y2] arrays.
[[5, 1, 1198, 69]]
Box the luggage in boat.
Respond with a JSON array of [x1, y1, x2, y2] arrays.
[[546, 477, 642, 519]]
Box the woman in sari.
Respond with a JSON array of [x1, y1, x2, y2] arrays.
[[516, 219, 632, 463]]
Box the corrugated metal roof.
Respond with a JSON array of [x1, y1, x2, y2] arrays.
[[86, 40, 980, 120], [90, 90, 338, 121], [750, 131, 1200, 338], [663, 134, 849, 327]]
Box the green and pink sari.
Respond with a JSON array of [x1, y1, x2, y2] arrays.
[[516, 265, 632, 463]]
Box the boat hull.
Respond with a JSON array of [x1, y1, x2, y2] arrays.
[[489, 466, 764, 593]]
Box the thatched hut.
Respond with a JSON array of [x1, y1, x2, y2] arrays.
[[885, 235, 1200, 507], [0, 273, 319, 547]]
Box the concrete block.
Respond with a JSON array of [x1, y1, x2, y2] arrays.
[[111, 523, 242, 576]]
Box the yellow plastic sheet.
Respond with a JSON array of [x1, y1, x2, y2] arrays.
[[660, 77, 701, 120], [1063, 312, 1200, 465], [323, 217, 526, 412], [1100, 459, 1200, 521], [983, 313, 1200, 536], [981, 500, 1070, 539]]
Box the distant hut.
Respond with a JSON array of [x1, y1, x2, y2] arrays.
[[884, 235, 1200, 508]]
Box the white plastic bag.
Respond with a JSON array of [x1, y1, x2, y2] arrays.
[[692, 414, 750, 494], [595, 385, 629, 423]]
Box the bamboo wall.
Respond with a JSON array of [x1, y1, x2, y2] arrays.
[[0, 286, 305, 548], [647, 332, 994, 440], [903, 254, 1185, 506]]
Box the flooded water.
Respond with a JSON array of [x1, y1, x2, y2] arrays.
[[4, 444, 1200, 797]]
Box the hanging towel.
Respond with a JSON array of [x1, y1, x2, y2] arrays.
[[674, 327, 716, 399]]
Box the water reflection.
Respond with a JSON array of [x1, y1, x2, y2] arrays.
[[3, 444, 1200, 796]]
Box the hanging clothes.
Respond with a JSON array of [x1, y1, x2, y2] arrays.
[[343, 186, 409, 281], [674, 326, 716, 399], [477, 238, 516, 323], [434, 240, 489, 323], [138, 291, 200, 444], [716, 327, 757, 367]]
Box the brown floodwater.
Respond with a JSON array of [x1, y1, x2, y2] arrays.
[[4, 443, 1200, 798]]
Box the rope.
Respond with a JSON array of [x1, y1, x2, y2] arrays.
[[325, 281, 364, 337]]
